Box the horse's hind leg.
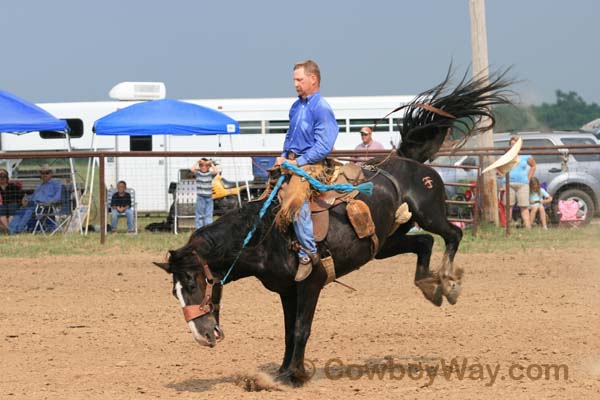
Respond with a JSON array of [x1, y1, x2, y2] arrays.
[[421, 219, 463, 305], [376, 230, 443, 306]]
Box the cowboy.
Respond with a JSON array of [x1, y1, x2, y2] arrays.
[[275, 60, 339, 281]]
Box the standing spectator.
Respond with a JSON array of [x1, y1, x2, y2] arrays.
[[0, 168, 25, 232], [354, 126, 384, 165], [191, 158, 218, 229], [506, 136, 536, 229], [8, 164, 62, 234], [110, 180, 135, 233], [529, 177, 552, 229]]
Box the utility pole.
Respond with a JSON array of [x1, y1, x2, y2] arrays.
[[469, 0, 499, 225]]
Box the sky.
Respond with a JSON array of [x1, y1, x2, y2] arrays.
[[1, 0, 599, 105]]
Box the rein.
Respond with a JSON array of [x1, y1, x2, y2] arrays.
[[181, 251, 223, 322]]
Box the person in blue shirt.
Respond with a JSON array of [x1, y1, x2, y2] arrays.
[[275, 60, 339, 281], [505, 136, 536, 229], [8, 164, 62, 234]]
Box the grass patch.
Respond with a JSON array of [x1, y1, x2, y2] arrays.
[[434, 222, 600, 253], [1, 221, 598, 258]]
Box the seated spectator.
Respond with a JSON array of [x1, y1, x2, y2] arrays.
[[110, 180, 135, 233], [0, 168, 25, 232], [8, 164, 62, 234], [354, 127, 384, 165], [528, 177, 552, 229]]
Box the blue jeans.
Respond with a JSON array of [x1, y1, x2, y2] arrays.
[[8, 206, 35, 234], [293, 200, 316, 258], [111, 208, 135, 232], [195, 195, 214, 229]]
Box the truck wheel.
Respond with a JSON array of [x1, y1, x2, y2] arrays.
[[555, 189, 595, 225]]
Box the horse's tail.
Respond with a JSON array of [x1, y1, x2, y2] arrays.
[[394, 66, 514, 163]]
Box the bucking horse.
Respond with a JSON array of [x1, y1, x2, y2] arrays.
[[153, 69, 513, 385]]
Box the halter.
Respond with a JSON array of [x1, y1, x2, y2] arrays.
[[181, 251, 223, 323]]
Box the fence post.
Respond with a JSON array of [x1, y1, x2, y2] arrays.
[[505, 172, 510, 236], [100, 154, 106, 245]]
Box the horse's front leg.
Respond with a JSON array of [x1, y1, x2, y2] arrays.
[[277, 292, 297, 375], [279, 268, 325, 386]]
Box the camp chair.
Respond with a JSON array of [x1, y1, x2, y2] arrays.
[[173, 179, 196, 234], [106, 187, 138, 233], [32, 184, 74, 235], [557, 199, 586, 228]]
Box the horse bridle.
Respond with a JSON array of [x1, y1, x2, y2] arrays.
[[181, 251, 223, 323]]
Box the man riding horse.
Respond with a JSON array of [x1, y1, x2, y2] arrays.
[[274, 59, 339, 282], [154, 66, 514, 386]]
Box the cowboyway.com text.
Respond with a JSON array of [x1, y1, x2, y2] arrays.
[[304, 357, 568, 386]]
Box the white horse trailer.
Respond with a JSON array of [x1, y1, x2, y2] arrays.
[[0, 83, 412, 212]]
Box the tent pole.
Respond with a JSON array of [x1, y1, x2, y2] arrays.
[[228, 135, 242, 206], [64, 132, 83, 234]]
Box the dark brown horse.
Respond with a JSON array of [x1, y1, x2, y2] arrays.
[[153, 69, 512, 385]]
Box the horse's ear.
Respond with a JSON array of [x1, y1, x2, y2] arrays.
[[153, 262, 172, 273]]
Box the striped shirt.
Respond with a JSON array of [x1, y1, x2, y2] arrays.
[[195, 170, 213, 197]]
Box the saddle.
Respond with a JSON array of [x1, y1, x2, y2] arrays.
[[257, 159, 411, 286], [308, 162, 375, 243]]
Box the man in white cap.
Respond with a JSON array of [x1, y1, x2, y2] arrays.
[[8, 164, 62, 234]]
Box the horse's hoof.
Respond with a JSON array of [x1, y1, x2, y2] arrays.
[[275, 369, 306, 387], [442, 281, 462, 305], [415, 277, 443, 307]]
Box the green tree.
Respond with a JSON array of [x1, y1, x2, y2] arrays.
[[533, 90, 600, 130], [492, 90, 600, 132]]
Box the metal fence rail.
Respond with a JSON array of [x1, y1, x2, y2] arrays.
[[3, 143, 600, 242]]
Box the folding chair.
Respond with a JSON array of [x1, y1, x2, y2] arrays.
[[557, 199, 586, 228], [106, 187, 138, 233], [32, 184, 74, 235]]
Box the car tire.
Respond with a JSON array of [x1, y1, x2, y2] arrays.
[[554, 188, 595, 225]]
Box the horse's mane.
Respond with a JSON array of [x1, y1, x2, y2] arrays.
[[169, 201, 278, 268], [396, 66, 514, 163]]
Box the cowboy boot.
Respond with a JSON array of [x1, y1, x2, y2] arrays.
[[295, 255, 312, 282]]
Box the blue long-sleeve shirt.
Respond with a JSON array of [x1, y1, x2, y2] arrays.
[[282, 92, 339, 167], [28, 179, 62, 204]]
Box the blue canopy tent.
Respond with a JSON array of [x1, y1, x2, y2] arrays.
[[0, 90, 84, 233], [0, 90, 68, 133], [92, 98, 240, 233], [93, 98, 239, 136]]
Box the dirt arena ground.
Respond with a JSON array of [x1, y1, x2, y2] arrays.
[[2, 246, 600, 399]]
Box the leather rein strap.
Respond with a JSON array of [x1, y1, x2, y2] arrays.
[[181, 251, 222, 323]]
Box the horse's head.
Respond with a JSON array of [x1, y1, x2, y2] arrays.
[[154, 249, 224, 348]]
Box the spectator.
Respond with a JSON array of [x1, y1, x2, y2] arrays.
[[505, 136, 536, 229], [191, 158, 218, 229], [354, 126, 384, 165], [0, 168, 25, 232], [8, 164, 62, 234], [110, 180, 135, 233], [529, 177, 552, 230]]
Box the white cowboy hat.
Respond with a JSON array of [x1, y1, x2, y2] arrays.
[[482, 137, 522, 176]]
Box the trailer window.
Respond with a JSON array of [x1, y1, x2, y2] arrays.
[[130, 135, 152, 151], [267, 120, 289, 134], [349, 118, 390, 132], [39, 118, 84, 139], [239, 121, 262, 134]]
